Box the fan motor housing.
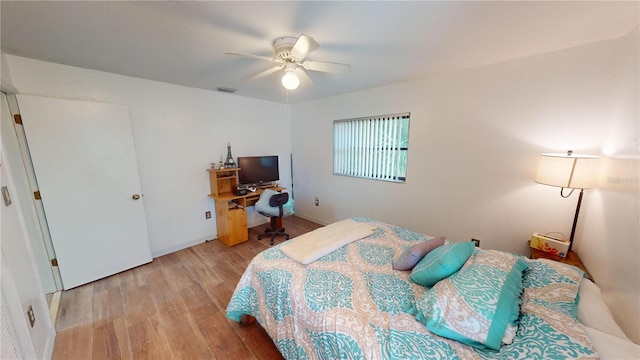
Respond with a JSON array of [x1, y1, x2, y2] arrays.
[[273, 37, 298, 61]]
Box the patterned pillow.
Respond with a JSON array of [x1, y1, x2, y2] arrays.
[[521, 258, 585, 318], [392, 236, 446, 271], [409, 249, 528, 350], [509, 258, 597, 358], [409, 241, 475, 287]]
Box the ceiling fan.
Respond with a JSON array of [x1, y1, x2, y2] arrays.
[[225, 34, 350, 90]]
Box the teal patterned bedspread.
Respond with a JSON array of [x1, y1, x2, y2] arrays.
[[226, 218, 597, 359]]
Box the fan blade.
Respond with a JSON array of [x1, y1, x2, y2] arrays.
[[294, 68, 313, 87], [302, 60, 351, 74], [225, 52, 279, 63], [290, 34, 319, 60], [249, 64, 285, 80]]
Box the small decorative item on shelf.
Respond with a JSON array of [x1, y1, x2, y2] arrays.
[[224, 142, 236, 168]]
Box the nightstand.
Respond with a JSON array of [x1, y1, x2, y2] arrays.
[[529, 246, 593, 281]]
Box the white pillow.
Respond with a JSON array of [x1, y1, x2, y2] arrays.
[[583, 326, 640, 360], [577, 278, 631, 341]]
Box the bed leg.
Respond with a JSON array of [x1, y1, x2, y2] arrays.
[[240, 314, 256, 325]]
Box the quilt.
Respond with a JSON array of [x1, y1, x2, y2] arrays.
[[226, 218, 597, 359]]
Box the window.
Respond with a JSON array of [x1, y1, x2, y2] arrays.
[[333, 113, 410, 182]]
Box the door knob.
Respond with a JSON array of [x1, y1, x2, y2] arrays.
[[132, 194, 140, 200]]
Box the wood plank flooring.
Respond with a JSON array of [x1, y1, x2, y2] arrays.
[[52, 216, 323, 360]]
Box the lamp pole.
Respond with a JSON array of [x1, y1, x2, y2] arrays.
[[568, 188, 584, 252]]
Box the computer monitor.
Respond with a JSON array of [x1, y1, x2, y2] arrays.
[[237, 155, 279, 186]]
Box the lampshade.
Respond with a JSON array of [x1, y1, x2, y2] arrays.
[[281, 69, 300, 90], [534, 152, 599, 189]]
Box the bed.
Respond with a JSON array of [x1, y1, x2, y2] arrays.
[[226, 218, 639, 359]]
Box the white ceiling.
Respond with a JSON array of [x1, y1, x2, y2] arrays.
[[1, 1, 638, 104]]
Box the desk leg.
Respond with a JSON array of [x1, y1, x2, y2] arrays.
[[275, 217, 283, 229]]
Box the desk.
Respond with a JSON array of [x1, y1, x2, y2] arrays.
[[208, 168, 283, 246]]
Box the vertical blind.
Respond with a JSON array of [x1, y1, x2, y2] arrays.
[[333, 113, 410, 182]]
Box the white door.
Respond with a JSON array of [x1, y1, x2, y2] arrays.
[[17, 94, 152, 289]]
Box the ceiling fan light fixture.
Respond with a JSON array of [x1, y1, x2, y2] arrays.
[[227, 34, 349, 91], [281, 69, 300, 90]]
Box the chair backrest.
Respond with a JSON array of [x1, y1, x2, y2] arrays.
[[269, 192, 289, 208]]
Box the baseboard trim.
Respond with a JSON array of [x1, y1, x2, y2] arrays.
[[291, 213, 330, 226], [49, 291, 61, 325], [152, 238, 206, 258]]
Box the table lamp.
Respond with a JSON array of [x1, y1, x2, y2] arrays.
[[534, 150, 599, 252]]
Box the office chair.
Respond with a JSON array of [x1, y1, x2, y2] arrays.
[[257, 192, 290, 245]]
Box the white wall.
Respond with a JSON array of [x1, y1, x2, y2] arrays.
[[291, 29, 639, 342], [2, 54, 292, 257], [577, 26, 639, 344]]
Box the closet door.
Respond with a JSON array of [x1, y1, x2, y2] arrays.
[[17, 95, 151, 289]]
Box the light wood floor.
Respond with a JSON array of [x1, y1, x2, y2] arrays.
[[52, 216, 323, 360]]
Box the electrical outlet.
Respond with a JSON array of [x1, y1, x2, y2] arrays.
[[315, 197, 319, 206], [27, 305, 35, 327], [205, 211, 211, 219]]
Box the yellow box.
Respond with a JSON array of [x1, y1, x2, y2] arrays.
[[530, 233, 570, 258]]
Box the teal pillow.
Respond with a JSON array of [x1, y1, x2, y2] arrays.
[[409, 241, 475, 287]]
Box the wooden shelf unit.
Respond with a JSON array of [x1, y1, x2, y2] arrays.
[[208, 168, 247, 246], [208, 167, 239, 197]]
